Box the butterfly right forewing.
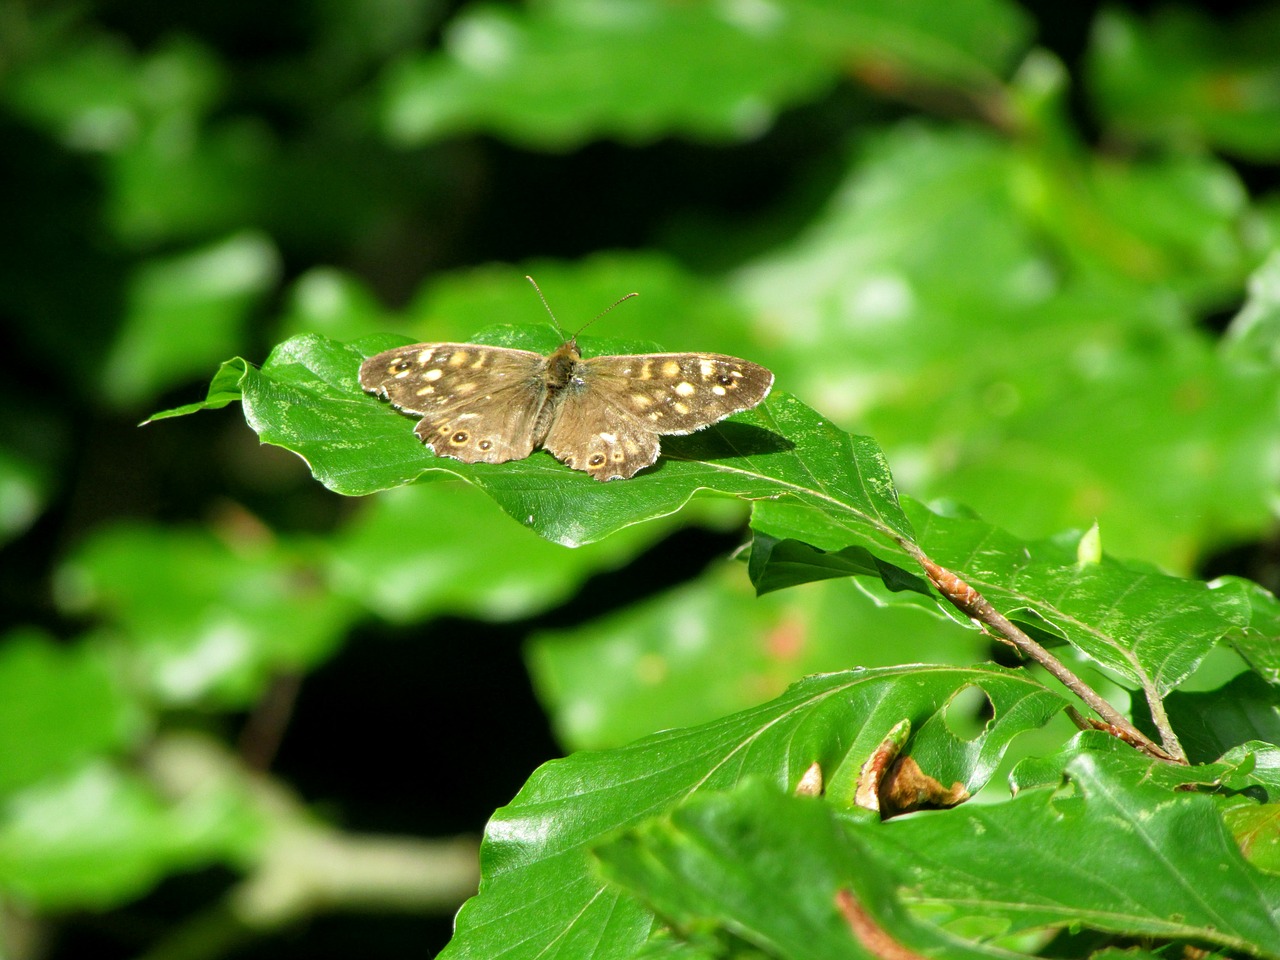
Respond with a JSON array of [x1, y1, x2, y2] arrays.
[[359, 343, 549, 464]]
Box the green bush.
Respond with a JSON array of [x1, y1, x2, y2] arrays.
[[2, 1, 1279, 959]]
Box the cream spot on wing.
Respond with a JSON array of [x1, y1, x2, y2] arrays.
[[456, 382, 478, 394], [730, 370, 743, 378], [416, 385, 435, 395], [631, 394, 653, 409], [639, 361, 653, 380], [417, 349, 435, 364], [424, 368, 444, 381], [648, 411, 663, 421], [599, 432, 617, 443], [448, 352, 469, 366], [675, 382, 695, 397], [712, 385, 726, 396], [699, 359, 715, 378], [471, 355, 487, 368], [673, 401, 690, 415], [662, 360, 680, 377]]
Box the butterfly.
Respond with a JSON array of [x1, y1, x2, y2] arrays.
[[358, 289, 773, 481]]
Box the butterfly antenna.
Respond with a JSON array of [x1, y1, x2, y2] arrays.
[[526, 275, 639, 340], [525, 275, 564, 337]]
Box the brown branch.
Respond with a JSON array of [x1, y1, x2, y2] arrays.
[[911, 551, 1182, 764]]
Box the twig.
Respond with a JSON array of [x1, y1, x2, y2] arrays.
[[1143, 686, 1188, 762], [911, 551, 1182, 763]]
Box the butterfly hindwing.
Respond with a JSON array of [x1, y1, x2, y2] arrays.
[[541, 382, 662, 480], [359, 343, 548, 464]]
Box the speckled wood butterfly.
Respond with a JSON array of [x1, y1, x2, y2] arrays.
[[358, 283, 773, 481]]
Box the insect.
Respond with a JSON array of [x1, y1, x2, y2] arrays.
[[358, 280, 774, 481]]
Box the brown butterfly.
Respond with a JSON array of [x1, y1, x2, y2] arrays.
[[359, 286, 773, 481]]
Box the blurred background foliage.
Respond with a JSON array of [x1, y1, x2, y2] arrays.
[[1, 0, 1278, 957]]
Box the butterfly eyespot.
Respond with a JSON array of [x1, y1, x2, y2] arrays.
[[451, 431, 469, 444], [717, 374, 735, 386], [478, 439, 493, 451], [391, 360, 412, 373], [588, 454, 606, 467]]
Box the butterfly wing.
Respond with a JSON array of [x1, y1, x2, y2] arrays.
[[359, 343, 548, 464], [542, 352, 774, 481]]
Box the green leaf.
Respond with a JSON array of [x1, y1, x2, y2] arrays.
[[0, 630, 141, 796], [329, 482, 682, 623], [382, 0, 1030, 148], [277, 267, 398, 344], [1226, 250, 1280, 367], [920, 500, 1245, 698], [1134, 672, 1280, 765], [1009, 729, 1280, 801], [1225, 576, 1280, 687], [0, 759, 262, 910], [1087, 6, 1280, 160], [865, 751, 1280, 956], [596, 781, 1005, 960], [440, 665, 1062, 959], [104, 232, 280, 407], [529, 564, 990, 751], [732, 125, 1273, 567], [0, 448, 47, 546], [745, 531, 930, 599], [57, 525, 354, 707], [157, 331, 913, 550], [751, 497, 1251, 701], [1226, 802, 1280, 875]]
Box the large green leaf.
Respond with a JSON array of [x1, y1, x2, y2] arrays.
[[865, 750, 1280, 956], [752, 498, 1253, 701], [152, 330, 913, 551], [596, 781, 1005, 960], [440, 665, 1062, 959]]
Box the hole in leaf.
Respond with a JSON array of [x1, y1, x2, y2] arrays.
[[943, 683, 993, 742]]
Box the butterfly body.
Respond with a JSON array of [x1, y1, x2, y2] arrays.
[[359, 337, 773, 481]]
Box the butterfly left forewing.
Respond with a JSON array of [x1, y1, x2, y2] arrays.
[[359, 342, 548, 464]]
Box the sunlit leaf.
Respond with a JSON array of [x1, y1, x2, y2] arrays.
[[440, 665, 1061, 959], [152, 330, 913, 552], [867, 751, 1280, 956]]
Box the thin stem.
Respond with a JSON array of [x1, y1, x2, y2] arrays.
[[909, 549, 1183, 764], [1144, 685, 1188, 763]]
